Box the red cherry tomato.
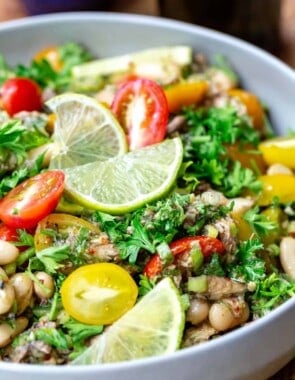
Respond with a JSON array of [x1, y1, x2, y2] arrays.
[[111, 78, 168, 150], [0, 171, 65, 229], [144, 236, 225, 278], [0, 224, 19, 242], [1, 77, 43, 116]]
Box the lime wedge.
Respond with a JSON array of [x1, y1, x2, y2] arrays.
[[46, 93, 128, 169], [73, 277, 185, 364], [63, 138, 183, 214]]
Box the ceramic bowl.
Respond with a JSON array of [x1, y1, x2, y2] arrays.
[[0, 12, 294, 380]]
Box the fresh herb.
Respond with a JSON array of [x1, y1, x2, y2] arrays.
[[182, 106, 262, 197], [250, 273, 295, 317], [35, 245, 71, 274], [138, 275, 156, 296], [15, 42, 91, 92], [229, 237, 265, 282], [34, 328, 69, 350], [63, 317, 103, 346], [243, 206, 278, 237], [203, 253, 225, 277]]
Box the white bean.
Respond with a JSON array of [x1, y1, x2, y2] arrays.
[[280, 236, 295, 279], [186, 298, 210, 325], [0, 282, 15, 315], [0, 240, 19, 265], [209, 298, 249, 332], [33, 271, 55, 299], [0, 316, 28, 348], [10, 273, 33, 314]]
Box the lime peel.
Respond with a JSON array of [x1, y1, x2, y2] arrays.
[[64, 138, 183, 214], [73, 277, 185, 364]]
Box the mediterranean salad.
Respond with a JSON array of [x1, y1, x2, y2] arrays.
[[0, 42, 294, 365]]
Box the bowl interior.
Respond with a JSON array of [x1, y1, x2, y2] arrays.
[[0, 12, 294, 380], [0, 12, 294, 134]]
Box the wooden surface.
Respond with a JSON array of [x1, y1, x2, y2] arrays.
[[0, 0, 294, 378]]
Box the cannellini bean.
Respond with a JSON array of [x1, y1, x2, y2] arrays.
[[33, 271, 55, 300], [267, 163, 293, 176], [0, 240, 19, 266], [0, 282, 15, 315], [209, 298, 249, 332], [0, 316, 28, 348], [186, 298, 210, 325], [280, 236, 295, 279], [10, 273, 33, 314]]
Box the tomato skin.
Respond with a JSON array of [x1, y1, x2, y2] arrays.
[[34, 46, 63, 72], [228, 89, 264, 131], [144, 236, 225, 278], [1, 77, 43, 116], [257, 174, 295, 206], [0, 171, 65, 229], [164, 81, 208, 114], [61, 263, 138, 325], [34, 213, 100, 252], [0, 224, 19, 242], [111, 78, 168, 150], [258, 137, 295, 169]]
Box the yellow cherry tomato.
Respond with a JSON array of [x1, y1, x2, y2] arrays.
[[61, 263, 138, 325], [258, 136, 295, 169], [228, 89, 264, 131], [34, 46, 63, 72], [226, 143, 266, 174], [34, 213, 100, 251], [257, 174, 295, 206], [260, 206, 284, 245], [164, 81, 208, 113]]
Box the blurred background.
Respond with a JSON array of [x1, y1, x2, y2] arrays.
[[0, 0, 294, 68], [0, 0, 294, 378]]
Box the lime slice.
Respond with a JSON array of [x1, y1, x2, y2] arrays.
[[46, 93, 128, 169], [64, 137, 183, 214], [73, 277, 185, 364]]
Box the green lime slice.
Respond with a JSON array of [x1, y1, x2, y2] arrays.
[[63, 137, 183, 214], [73, 277, 185, 364], [46, 93, 128, 169]]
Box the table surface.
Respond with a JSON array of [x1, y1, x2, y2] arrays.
[[0, 0, 294, 378]]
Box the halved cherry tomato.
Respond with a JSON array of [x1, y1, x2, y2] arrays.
[[0, 224, 19, 242], [34, 46, 63, 72], [258, 136, 295, 169], [1, 77, 43, 116], [0, 171, 65, 229], [61, 263, 138, 325], [257, 174, 295, 206], [226, 143, 266, 174], [34, 213, 100, 252], [144, 236, 225, 278], [164, 81, 208, 114], [111, 78, 168, 150], [228, 89, 264, 131]]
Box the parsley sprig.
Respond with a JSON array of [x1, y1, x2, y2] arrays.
[[182, 106, 262, 197]]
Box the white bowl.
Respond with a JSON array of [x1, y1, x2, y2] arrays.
[[0, 12, 294, 380]]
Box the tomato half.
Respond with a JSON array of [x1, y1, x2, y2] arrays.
[[34, 213, 100, 252], [144, 236, 225, 278], [34, 46, 63, 72], [0, 171, 65, 229], [1, 77, 43, 116], [61, 263, 138, 325], [111, 78, 168, 150]]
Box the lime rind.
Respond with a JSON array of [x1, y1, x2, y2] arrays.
[[64, 138, 183, 214], [73, 277, 185, 364], [46, 93, 128, 169]]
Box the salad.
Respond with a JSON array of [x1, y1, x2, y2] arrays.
[[0, 42, 294, 365]]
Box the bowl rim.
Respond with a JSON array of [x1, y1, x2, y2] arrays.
[[0, 11, 294, 374]]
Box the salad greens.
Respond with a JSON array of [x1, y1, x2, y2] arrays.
[[0, 41, 294, 365]]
